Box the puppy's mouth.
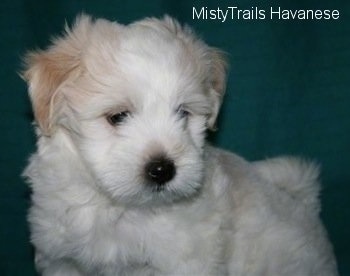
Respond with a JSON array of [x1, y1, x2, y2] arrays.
[[151, 184, 166, 193]]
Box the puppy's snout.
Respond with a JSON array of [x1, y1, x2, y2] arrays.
[[145, 157, 176, 186]]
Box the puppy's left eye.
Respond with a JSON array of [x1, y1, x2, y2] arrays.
[[176, 105, 190, 119], [107, 111, 131, 126]]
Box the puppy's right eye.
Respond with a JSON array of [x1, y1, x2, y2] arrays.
[[107, 111, 130, 126], [176, 105, 191, 120]]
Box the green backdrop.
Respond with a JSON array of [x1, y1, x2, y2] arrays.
[[0, 0, 349, 275]]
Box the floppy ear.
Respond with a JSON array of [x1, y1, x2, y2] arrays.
[[153, 16, 228, 130], [206, 49, 227, 130], [22, 15, 92, 136]]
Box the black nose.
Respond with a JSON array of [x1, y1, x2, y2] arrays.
[[145, 157, 176, 185]]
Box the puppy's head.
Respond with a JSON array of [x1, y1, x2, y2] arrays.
[[23, 15, 227, 206]]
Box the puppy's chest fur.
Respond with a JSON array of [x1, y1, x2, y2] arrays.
[[39, 179, 227, 275]]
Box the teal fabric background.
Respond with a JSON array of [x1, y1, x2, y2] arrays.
[[0, 0, 349, 275]]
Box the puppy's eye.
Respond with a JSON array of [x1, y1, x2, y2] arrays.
[[107, 111, 130, 126], [176, 105, 190, 119]]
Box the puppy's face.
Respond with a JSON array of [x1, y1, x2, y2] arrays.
[[23, 15, 226, 206]]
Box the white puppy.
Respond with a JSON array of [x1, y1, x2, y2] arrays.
[[23, 15, 337, 275]]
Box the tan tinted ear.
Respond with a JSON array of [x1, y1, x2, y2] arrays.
[[207, 49, 227, 131], [22, 15, 92, 136]]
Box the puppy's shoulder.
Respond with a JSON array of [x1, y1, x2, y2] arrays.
[[204, 145, 254, 199], [205, 146, 321, 212]]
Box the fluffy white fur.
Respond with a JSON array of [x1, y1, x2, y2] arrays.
[[23, 15, 337, 275]]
